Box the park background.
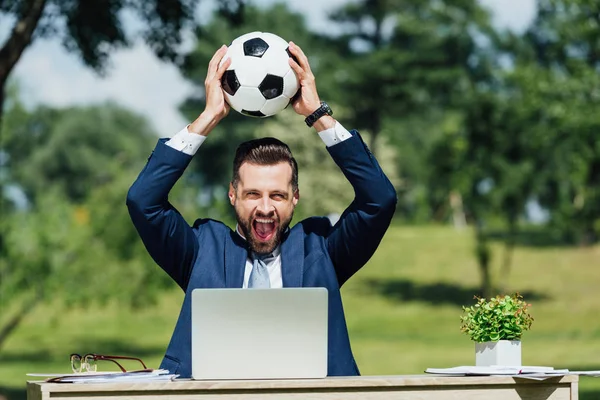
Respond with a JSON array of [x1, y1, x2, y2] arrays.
[[1, 0, 600, 399]]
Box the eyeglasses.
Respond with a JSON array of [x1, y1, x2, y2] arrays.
[[70, 353, 148, 373]]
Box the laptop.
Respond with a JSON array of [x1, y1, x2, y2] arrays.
[[191, 288, 328, 380]]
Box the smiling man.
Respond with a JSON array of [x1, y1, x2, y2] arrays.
[[230, 138, 299, 259], [127, 42, 397, 378]]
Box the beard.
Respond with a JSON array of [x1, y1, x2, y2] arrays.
[[236, 209, 294, 255]]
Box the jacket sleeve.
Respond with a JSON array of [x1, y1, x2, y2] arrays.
[[325, 130, 397, 287], [126, 139, 199, 291]]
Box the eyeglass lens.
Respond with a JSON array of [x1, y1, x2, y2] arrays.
[[84, 355, 97, 372], [70, 354, 81, 373], [70, 354, 99, 373]]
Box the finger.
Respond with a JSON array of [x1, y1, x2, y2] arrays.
[[215, 56, 232, 81], [207, 45, 228, 78], [288, 57, 304, 77], [289, 42, 312, 73], [210, 46, 228, 78]]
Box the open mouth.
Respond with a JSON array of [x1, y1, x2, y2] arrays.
[[252, 218, 277, 242]]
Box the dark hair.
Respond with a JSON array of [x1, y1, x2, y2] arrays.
[[232, 137, 298, 192]]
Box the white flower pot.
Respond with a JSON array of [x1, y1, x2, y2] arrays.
[[475, 340, 521, 366]]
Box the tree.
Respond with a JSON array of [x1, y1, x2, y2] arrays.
[[428, 29, 600, 296], [0, 0, 202, 279], [0, 0, 199, 127], [320, 0, 499, 227], [0, 100, 166, 351], [2, 101, 153, 203], [326, 0, 494, 153], [519, 0, 600, 244]]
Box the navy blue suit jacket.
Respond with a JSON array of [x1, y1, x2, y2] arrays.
[[127, 130, 396, 378]]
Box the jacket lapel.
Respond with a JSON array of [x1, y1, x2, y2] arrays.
[[281, 226, 304, 287], [225, 231, 248, 288]]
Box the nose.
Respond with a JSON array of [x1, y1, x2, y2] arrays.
[[257, 195, 275, 215]]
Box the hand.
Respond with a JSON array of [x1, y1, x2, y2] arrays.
[[288, 42, 321, 117], [189, 45, 231, 136], [205, 45, 231, 119]]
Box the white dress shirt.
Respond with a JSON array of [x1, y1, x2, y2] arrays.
[[165, 120, 352, 288], [242, 243, 282, 288]]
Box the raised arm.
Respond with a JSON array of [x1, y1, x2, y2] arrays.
[[288, 42, 397, 286], [325, 132, 397, 286], [126, 141, 199, 290], [126, 46, 232, 290]]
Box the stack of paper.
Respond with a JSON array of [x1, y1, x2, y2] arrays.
[[27, 369, 178, 383], [425, 366, 600, 380], [425, 366, 569, 376]]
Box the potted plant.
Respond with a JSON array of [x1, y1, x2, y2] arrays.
[[460, 293, 534, 366]]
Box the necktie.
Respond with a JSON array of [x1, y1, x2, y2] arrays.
[[249, 253, 271, 288]]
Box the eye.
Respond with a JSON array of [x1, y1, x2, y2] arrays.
[[246, 191, 260, 199], [271, 193, 286, 200]]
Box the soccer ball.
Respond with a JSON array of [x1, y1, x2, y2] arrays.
[[220, 32, 299, 118]]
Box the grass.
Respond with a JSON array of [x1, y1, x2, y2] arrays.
[[2, 224, 600, 399]]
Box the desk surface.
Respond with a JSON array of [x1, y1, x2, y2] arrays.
[[27, 374, 579, 400]]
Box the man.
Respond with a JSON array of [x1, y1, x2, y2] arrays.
[[127, 42, 397, 378]]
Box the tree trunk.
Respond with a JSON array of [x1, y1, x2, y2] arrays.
[[0, 80, 4, 124], [499, 216, 517, 293], [449, 190, 467, 230], [0, 0, 47, 128], [0, 293, 41, 352], [474, 222, 493, 298]]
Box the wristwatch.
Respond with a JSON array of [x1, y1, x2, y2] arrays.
[[305, 101, 333, 127]]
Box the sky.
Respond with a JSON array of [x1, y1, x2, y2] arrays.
[[1, 0, 537, 135]]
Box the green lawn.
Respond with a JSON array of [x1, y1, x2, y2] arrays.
[[2, 224, 600, 399]]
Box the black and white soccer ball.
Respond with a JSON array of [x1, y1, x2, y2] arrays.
[[220, 32, 299, 118]]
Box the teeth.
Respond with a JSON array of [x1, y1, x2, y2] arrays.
[[255, 219, 274, 224]]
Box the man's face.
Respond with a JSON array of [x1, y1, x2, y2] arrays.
[[229, 161, 299, 255]]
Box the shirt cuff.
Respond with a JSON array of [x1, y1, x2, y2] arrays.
[[165, 126, 207, 155], [317, 121, 352, 147]]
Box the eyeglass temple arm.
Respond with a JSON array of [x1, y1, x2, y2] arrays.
[[95, 355, 148, 370], [97, 358, 127, 372]]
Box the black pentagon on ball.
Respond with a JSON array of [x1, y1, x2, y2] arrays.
[[243, 38, 269, 57], [259, 74, 284, 99], [242, 109, 266, 117], [221, 70, 240, 95]]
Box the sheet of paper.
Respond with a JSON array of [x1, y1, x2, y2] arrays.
[[425, 366, 567, 376], [27, 369, 177, 383], [569, 371, 600, 377], [66, 373, 179, 383]]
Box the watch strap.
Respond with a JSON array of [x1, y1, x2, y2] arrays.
[[305, 101, 333, 127]]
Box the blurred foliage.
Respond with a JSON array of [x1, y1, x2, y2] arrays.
[[2, 99, 152, 202], [0, 0, 202, 140], [326, 0, 495, 152], [0, 93, 175, 350], [520, 0, 600, 244], [1, 0, 197, 70]]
